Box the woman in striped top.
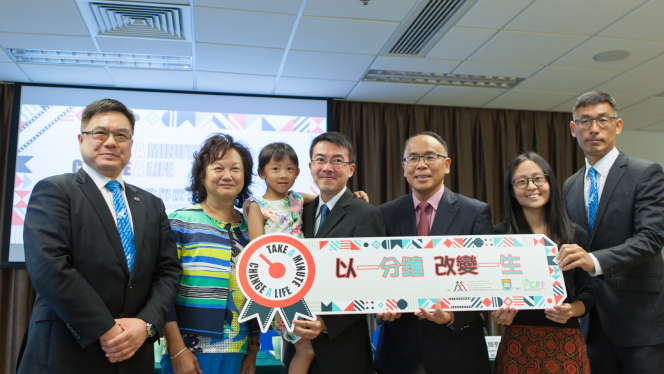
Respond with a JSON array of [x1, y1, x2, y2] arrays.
[[161, 134, 260, 374]]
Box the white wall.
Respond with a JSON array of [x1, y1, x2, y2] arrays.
[[616, 130, 664, 169]]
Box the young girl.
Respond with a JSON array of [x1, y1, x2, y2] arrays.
[[244, 142, 367, 374]]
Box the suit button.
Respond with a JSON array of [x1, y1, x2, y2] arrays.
[[128, 282, 133, 289], [117, 313, 124, 318]]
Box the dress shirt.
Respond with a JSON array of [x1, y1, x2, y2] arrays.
[[82, 163, 134, 232], [314, 187, 346, 236], [583, 147, 620, 276], [412, 184, 445, 232]]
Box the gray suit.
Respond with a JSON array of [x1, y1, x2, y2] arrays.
[[563, 151, 664, 373]]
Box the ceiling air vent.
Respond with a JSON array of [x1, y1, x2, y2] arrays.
[[383, 0, 478, 57], [76, 0, 192, 41]]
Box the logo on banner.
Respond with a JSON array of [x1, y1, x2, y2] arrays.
[[502, 279, 512, 291], [237, 234, 316, 332]]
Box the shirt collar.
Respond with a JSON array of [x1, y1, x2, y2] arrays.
[[317, 187, 347, 215], [585, 147, 619, 178], [412, 184, 445, 212], [82, 163, 126, 191]]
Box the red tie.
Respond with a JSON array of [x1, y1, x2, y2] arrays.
[[417, 201, 430, 236]]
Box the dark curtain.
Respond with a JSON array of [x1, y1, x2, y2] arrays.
[[0, 84, 36, 374], [335, 100, 585, 334]]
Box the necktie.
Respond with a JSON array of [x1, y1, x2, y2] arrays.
[[106, 180, 136, 274], [318, 204, 330, 231], [417, 201, 430, 236], [588, 167, 599, 234]]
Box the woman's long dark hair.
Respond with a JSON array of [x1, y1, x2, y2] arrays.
[[503, 152, 574, 245]]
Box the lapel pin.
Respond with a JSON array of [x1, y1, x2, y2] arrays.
[[134, 197, 140, 201]]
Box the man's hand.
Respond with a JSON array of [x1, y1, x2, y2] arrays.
[[240, 343, 259, 374], [545, 303, 574, 324], [99, 323, 124, 345], [414, 298, 453, 325], [101, 318, 150, 362], [491, 307, 518, 326], [171, 349, 202, 374], [557, 244, 595, 272], [377, 311, 401, 322], [292, 316, 325, 340], [353, 191, 369, 203]]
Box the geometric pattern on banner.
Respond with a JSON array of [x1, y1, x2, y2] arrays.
[[20, 105, 48, 131]]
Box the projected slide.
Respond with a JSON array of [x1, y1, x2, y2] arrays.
[[6, 85, 327, 264]]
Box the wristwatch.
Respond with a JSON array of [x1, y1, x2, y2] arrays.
[[249, 341, 261, 349], [146, 322, 158, 338]]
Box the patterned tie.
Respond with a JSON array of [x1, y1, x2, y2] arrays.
[[318, 204, 330, 231], [417, 201, 430, 236], [588, 167, 599, 234], [106, 180, 136, 274]]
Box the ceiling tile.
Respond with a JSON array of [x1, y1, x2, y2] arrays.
[[18, 64, 112, 86], [506, 0, 647, 35], [196, 71, 275, 95], [633, 53, 664, 74], [196, 43, 284, 75], [517, 67, 620, 93], [620, 98, 664, 118], [98, 37, 192, 56], [593, 72, 664, 97], [470, 31, 588, 65], [281, 50, 374, 81], [600, 1, 664, 42], [552, 37, 664, 71], [456, 0, 534, 29], [485, 90, 576, 111], [0, 33, 96, 52], [194, 8, 296, 48], [275, 77, 356, 98], [195, 0, 303, 14], [426, 27, 496, 61], [453, 61, 542, 78], [0, 48, 11, 63], [417, 86, 507, 107], [0, 0, 89, 36], [109, 68, 193, 91], [639, 121, 664, 132], [618, 115, 664, 131], [348, 82, 434, 104], [551, 95, 647, 113], [0, 62, 30, 82], [372, 56, 460, 75], [291, 16, 399, 55], [304, 0, 419, 22]]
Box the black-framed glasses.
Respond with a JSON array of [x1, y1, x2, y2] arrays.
[[311, 158, 352, 167], [511, 174, 548, 190], [573, 116, 618, 129], [81, 127, 132, 143], [403, 154, 448, 165]]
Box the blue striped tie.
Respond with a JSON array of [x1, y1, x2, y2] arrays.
[[588, 167, 599, 234], [318, 204, 330, 231], [106, 180, 136, 274]]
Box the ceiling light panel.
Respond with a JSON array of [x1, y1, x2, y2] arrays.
[[9, 49, 192, 69], [363, 70, 523, 88]]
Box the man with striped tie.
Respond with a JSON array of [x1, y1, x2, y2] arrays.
[[561, 91, 664, 374], [19, 99, 182, 374]]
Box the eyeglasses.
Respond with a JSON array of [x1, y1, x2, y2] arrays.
[[573, 116, 618, 129], [81, 127, 132, 143], [311, 158, 352, 167], [511, 174, 548, 190], [403, 154, 448, 165]]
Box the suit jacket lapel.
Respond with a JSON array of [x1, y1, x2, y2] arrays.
[[76, 169, 129, 277], [430, 188, 459, 236], [125, 185, 145, 278], [572, 170, 590, 234], [303, 197, 318, 239], [591, 153, 627, 243], [397, 194, 417, 236], [316, 189, 352, 238]]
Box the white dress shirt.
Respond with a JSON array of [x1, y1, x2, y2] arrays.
[[314, 187, 347, 236], [82, 163, 134, 232], [583, 147, 620, 276]]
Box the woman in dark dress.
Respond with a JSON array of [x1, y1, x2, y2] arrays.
[[492, 152, 594, 374]]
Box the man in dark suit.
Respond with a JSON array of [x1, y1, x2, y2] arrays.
[[559, 91, 664, 374], [282, 132, 386, 374], [18, 99, 182, 374], [375, 132, 493, 374]]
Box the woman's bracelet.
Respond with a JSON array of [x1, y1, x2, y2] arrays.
[[170, 347, 188, 359]]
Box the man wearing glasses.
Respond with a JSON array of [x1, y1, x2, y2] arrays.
[[375, 132, 493, 374], [560, 91, 664, 374], [19, 99, 182, 374]]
